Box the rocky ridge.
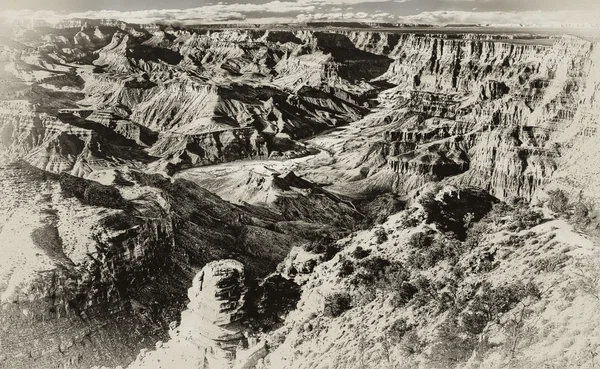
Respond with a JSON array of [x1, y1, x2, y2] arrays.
[[1, 21, 600, 369]]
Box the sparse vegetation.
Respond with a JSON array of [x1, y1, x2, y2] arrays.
[[351, 246, 371, 259], [531, 254, 570, 273], [374, 227, 388, 244], [323, 292, 353, 317], [547, 188, 569, 214], [338, 259, 355, 278], [303, 239, 340, 260]]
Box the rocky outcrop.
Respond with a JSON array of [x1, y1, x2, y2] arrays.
[[126, 260, 254, 369], [148, 128, 269, 171], [181, 260, 248, 368], [0, 163, 174, 369]]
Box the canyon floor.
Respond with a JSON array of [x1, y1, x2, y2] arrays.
[[0, 19, 600, 369]]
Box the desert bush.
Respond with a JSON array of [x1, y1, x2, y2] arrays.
[[386, 319, 425, 356], [386, 318, 412, 343], [499, 235, 525, 248], [400, 329, 426, 356], [572, 201, 592, 227], [407, 230, 435, 249], [350, 257, 418, 306], [510, 208, 544, 232], [374, 228, 388, 244], [531, 254, 570, 273], [570, 200, 600, 237], [323, 292, 352, 317], [357, 256, 391, 281], [338, 259, 355, 278], [390, 282, 419, 308], [411, 276, 438, 307], [352, 285, 377, 306], [304, 240, 339, 260], [407, 237, 465, 270], [401, 216, 421, 228], [428, 315, 478, 368], [462, 281, 541, 336], [464, 221, 490, 250], [547, 189, 569, 214], [378, 263, 417, 307], [351, 246, 371, 259]]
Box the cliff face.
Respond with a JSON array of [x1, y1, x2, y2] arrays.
[[0, 162, 360, 369], [335, 34, 600, 201], [0, 164, 174, 369]]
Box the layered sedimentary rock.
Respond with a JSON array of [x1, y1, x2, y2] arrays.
[[127, 260, 253, 369], [358, 34, 599, 201], [181, 260, 248, 368], [3, 21, 600, 369], [0, 161, 354, 369], [0, 163, 174, 369]]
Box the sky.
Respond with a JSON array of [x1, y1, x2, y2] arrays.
[[1, 0, 600, 26]]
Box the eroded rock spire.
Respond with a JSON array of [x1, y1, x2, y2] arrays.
[[126, 259, 251, 369]]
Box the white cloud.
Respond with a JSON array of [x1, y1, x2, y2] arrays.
[[297, 0, 389, 5], [0, 1, 316, 24], [1, 2, 599, 28], [397, 9, 600, 26], [296, 11, 393, 21]]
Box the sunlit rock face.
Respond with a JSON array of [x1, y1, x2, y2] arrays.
[[183, 260, 248, 368], [126, 260, 250, 369], [354, 34, 600, 201]]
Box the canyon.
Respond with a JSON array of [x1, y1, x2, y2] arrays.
[[0, 19, 599, 369]]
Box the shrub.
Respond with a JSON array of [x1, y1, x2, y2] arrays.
[[462, 281, 541, 336], [374, 228, 388, 244], [499, 235, 525, 248], [407, 237, 465, 270], [547, 189, 569, 214], [407, 231, 435, 249], [304, 240, 339, 260], [572, 201, 592, 228], [352, 285, 377, 306], [338, 259, 355, 278], [351, 246, 371, 259], [400, 329, 425, 356], [386, 318, 413, 343], [531, 254, 570, 273], [323, 292, 352, 317], [402, 216, 421, 228], [428, 315, 478, 367], [390, 282, 419, 308], [464, 221, 490, 250], [510, 208, 544, 232], [411, 276, 438, 307], [358, 256, 391, 281]]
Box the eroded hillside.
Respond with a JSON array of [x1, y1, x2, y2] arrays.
[[0, 20, 599, 369]]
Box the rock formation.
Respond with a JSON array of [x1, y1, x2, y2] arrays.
[[126, 260, 256, 369], [2, 20, 600, 369], [182, 260, 248, 369]]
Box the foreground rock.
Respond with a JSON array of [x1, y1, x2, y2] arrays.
[[126, 259, 267, 369]]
